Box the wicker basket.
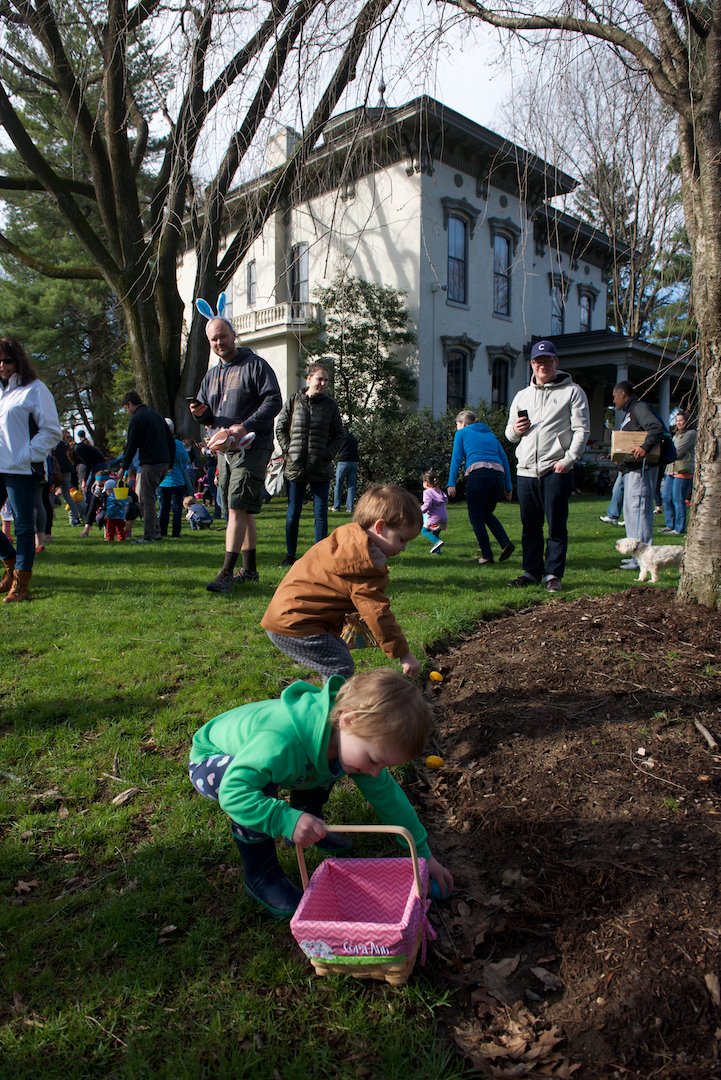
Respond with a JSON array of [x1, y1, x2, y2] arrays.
[[290, 825, 433, 987]]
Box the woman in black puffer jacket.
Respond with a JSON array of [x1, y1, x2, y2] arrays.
[[276, 363, 344, 566]]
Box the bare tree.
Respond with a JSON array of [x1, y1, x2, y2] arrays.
[[441, 0, 721, 609], [501, 48, 687, 340], [0, 0, 396, 422]]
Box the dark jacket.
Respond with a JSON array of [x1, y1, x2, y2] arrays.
[[73, 439, 106, 472], [618, 397, 664, 473], [119, 405, 176, 470], [197, 348, 282, 452], [276, 390, 344, 483], [337, 430, 359, 463]]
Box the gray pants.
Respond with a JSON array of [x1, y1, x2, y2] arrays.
[[139, 461, 168, 541], [623, 465, 658, 544]]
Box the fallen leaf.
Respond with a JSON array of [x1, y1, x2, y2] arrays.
[[111, 786, 140, 806], [14, 879, 40, 895], [530, 966, 564, 992], [157, 924, 180, 944], [705, 972, 721, 1008], [58, 805, 70, 819]]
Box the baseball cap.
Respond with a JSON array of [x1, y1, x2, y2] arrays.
[[530, 340, 558, 361]]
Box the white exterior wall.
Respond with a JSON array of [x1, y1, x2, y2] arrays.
[[177, 137, 608, 417]]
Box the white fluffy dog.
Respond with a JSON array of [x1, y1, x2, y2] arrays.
[[615, 537, 684, 582]]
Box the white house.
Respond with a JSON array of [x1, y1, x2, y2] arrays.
[[179, 96, 692, 440]]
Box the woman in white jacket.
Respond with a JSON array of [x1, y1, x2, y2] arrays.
[[0, 337, 61, 601]]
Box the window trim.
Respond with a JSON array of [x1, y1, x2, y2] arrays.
[[246, 259, 257, 307]]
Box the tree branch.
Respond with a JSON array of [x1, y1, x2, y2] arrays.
[[0, 79, 120, 279], [0, 174, 96, 198], [442, 0, 691, 115], [0, 230, 103, 279]]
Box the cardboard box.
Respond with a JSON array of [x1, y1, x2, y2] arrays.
[[610, 430, 661, 464]]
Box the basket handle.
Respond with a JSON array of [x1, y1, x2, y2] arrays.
[[294, 824, 424, 899]]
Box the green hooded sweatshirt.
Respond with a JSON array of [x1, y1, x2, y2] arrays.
[[190, 675, 430, 858]]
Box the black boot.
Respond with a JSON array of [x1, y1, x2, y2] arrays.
[[234, 837, 302, 918], [289, 787, 353, 854]]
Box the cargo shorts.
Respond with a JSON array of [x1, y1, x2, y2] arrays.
[[217, 444, 272, 515]]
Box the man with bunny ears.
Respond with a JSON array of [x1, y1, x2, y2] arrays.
[[190, 298, 281, 593]]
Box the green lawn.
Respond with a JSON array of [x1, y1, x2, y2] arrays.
[[0, 496, 679, 1078]]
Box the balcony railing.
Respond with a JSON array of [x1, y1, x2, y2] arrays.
[[232, 302, 322, 335]]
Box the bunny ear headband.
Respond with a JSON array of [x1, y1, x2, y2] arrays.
[[195, 292, 234, 330]]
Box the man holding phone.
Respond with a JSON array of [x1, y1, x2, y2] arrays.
[[504, 339, 590, 593], [189, 317, 281, 593]]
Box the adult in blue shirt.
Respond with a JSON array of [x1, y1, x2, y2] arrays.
[[158, 420, 191, 538], [447, 409, 515, 566]]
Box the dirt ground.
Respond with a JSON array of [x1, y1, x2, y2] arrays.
[[417, 587, 721, 1079]]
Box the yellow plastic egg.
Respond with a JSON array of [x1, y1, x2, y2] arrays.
[[428, 671, 443, 683], [425, 755, 445, 770]]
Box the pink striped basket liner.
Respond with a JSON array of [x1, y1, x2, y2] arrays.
[[290, 825, 436, 984]]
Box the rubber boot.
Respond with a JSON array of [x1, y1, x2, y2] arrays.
[[290, 787, 353, 854], [234, 837, 302, 919], [4, 569, 31, 603], [0, 559, 15, 593]]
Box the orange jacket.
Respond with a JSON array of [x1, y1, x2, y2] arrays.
[[261, 522, 409, 660]]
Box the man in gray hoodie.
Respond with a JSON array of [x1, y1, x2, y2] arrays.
[[504, 339, 590, 593]]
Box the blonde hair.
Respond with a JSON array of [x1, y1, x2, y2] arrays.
[[331, 669, 432, 758], [183, 495, 196, 508], [455, 409, 477, 426], [353, 484, 423, 531]]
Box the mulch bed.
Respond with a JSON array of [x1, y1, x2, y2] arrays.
[[418, 587, 721, 1079]]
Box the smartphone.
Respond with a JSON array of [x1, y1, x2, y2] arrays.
[[186, 396, 199, 404], [518, 409, 529, 419]]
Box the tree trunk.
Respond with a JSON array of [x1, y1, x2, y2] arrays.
[[676, 115, 721, 608]]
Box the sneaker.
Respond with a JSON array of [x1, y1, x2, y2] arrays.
[[477, 556, 494, 565], [620, 558, 640, 570], [233, 568, 260, 585], [131, 537, 153, 545], [278, 555, 296, 568], [599, 515, 619, 525], [430, 539, 444, 554], [545, 576, 562, 593], [498, 542, 515, 562], [507, 574, 538, 587], [206, 569, 234, 593], [618, 520, 625, 527], [659, 526, 674, 534]]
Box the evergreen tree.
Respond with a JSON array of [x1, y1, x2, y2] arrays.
[[303, 275, 417, 425]]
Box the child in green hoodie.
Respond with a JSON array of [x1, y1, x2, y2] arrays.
[[189, 668, 454, 918]]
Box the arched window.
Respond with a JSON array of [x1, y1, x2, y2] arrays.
[[493, 234, 511, 316], [549, 272, 570, 336], [488, 217, 520, 319], [447, 216, 467, 304], [580, 293, 591, 332], [289, 243, 309, 308], [446, 349, 468, 412], [576, 283, 600, 333]]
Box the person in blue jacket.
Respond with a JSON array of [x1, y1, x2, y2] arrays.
[[447, 409, 515, 566]]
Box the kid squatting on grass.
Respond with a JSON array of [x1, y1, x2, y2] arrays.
[[261, 484, 422, 681], [189, 669, 454, 918]]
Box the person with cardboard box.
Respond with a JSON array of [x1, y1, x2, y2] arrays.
[[611, 381, 664, 568]]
